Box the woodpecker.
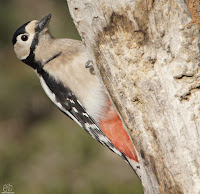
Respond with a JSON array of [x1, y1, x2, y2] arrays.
[[12, 14, 141, 178]]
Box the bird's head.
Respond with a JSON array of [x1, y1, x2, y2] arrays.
[[12, 14, 52, 61]]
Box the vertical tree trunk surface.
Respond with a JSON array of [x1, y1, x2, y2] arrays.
[[67, 0, 200, 193]]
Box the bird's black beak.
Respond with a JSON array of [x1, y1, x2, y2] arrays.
[[36, 14, 51, 33]]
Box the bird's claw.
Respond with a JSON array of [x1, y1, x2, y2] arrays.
[[85, 60, 93, 68]]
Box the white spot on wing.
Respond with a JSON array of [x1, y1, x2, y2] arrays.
[[70, 99, 75, 104], [76, 99, 81, 105], [72, 107, 78, 113], [82, 113, 89, 117]]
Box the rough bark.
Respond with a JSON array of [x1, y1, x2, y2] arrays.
[[67, 0, 200, 193]]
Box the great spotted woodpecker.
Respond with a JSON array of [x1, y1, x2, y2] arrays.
[[12, 14, 141, 178]]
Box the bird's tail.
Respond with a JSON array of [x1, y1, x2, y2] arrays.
[[125, 156, 141, 179]]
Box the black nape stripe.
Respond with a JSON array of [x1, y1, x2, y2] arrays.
[[44, 52, 62, 65], [22, 51, 62, 75], [22, 30, 40, 71], [12, 21, 31, 45], [22, 51, 42, 72]]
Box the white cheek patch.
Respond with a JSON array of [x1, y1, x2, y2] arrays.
[[14, 33, 35, 60]]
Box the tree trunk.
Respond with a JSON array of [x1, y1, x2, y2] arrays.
[[66, 0, 200, 193]]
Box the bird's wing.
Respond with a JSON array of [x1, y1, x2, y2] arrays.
[[39, 70, 123, 157]]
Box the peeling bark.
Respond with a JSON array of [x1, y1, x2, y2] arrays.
[[67, 0, 200, 193]]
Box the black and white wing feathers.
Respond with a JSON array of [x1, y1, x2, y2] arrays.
[[39, 70, 123, 157]]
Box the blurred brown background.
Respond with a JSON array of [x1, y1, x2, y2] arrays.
[[0, 0, 143, 193]]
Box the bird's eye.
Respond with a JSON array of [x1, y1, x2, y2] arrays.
[[21, 35, 28, 41]]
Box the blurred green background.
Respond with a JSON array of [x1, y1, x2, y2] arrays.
[[0, 0, 143, 193]]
